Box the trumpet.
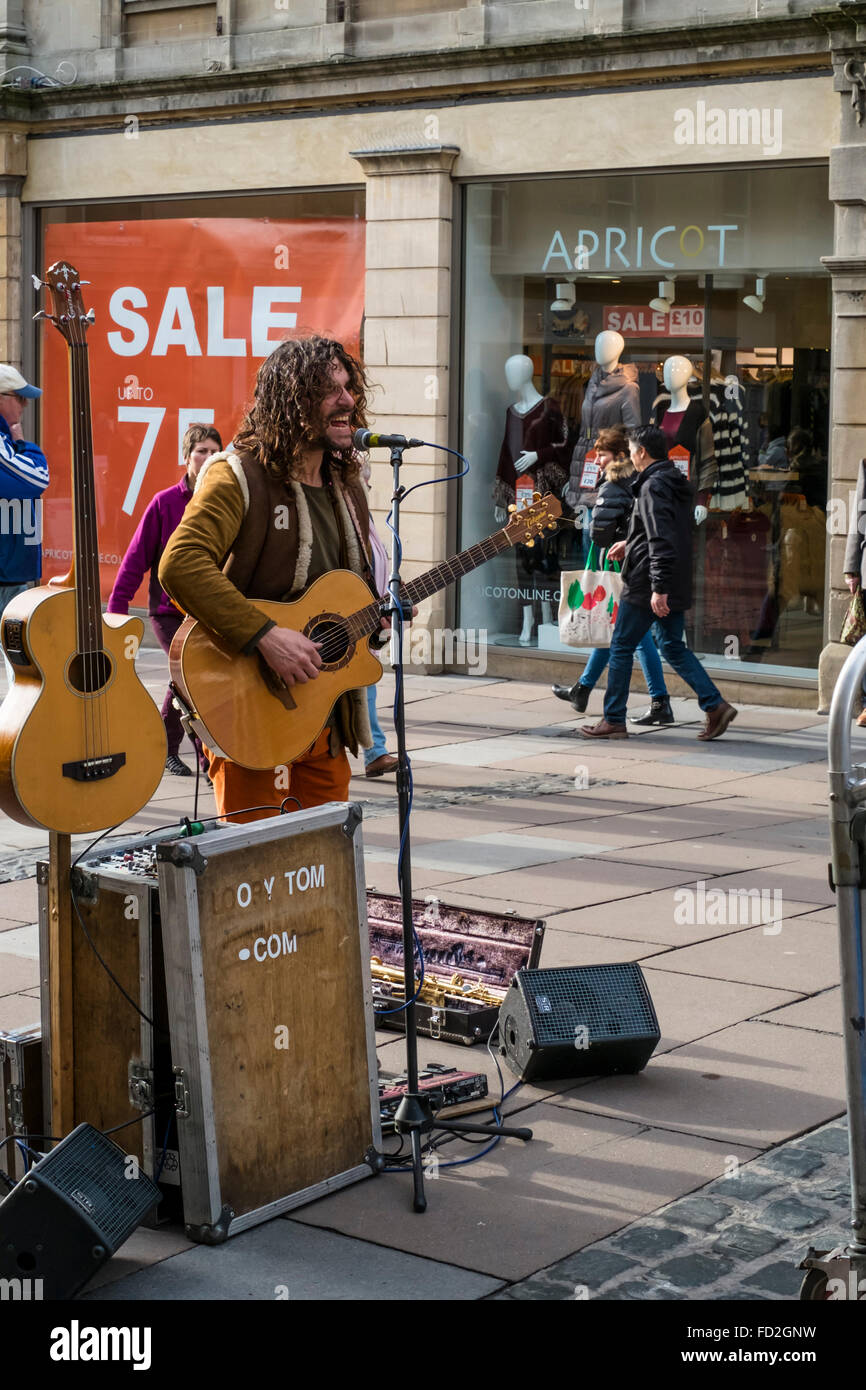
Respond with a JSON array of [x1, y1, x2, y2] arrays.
[[370, 957, 503, 1009]]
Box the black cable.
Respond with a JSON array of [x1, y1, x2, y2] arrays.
[[102, 1108, 156, 1136]]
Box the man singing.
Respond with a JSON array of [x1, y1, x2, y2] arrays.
[[159, 336, 376, 820]]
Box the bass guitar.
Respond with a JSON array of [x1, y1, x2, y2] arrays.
[[170, 493, 562, 770], [0, 261, 166, 833]]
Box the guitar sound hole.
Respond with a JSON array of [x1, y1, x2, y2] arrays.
[[67, 650, 113, 694], [307, 618, 350, 667]]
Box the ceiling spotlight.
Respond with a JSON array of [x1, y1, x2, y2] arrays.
[[743, 277, 766, 314], [551, 280, 577, 312], [649, 280, 676, 313]]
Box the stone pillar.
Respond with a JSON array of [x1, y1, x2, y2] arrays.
[[819, 7, 866, 711], [350, 144, 459, 671], [0, 126, 26, 367]]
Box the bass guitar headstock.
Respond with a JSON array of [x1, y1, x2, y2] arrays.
[[502, 492, 563, 548], [34, 261, 94, 345]]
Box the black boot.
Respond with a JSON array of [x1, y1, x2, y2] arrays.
[[629, 696, 674, 726], [551, 682, 591, 713]]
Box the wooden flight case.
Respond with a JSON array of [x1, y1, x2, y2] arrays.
[[38, 803, 380, 1241], [0, 1024, 43, 1184]]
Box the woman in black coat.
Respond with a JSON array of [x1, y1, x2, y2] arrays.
[[552, 427, 672, 722]]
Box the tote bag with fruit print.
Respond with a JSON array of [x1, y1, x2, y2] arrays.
[[558, 543, 623, 649]]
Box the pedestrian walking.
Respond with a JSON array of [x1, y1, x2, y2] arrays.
[[551, 427, 673, 723], [107, 423, 222, 776], [580, 424, 737, 741], [0, 366, 49, 689]]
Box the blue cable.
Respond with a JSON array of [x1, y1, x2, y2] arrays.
[[154, 1112, 173, 1184]]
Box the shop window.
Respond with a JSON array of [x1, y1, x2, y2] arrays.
[[459, 167, 832, 676]]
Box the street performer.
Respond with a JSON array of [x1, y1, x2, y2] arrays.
[[159, 335, 378, 821]]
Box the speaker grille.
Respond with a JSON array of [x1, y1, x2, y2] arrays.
[[522, 964, 657, 1046], [35, 1125, 160, 1251]]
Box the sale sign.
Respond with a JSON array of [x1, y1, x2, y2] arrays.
[[603, 305, 704, 338], [40, 216, 366, 601]]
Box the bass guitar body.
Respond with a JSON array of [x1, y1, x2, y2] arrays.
[[171, 569, 384, 771], [0, 585, 167, 833]]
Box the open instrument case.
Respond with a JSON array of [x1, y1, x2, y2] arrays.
[[367, 894, 545, 1045]]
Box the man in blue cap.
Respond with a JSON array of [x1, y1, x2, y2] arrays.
[[0, 365, 49, 685]]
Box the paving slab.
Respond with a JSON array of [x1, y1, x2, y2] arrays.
[[603, 839, 802, 873], [293, 1103, 754, 1281], [537, 927, 667, 970], [541, 888, 821, 947], [441, 858, 698, 912], [81, 1226, 195, 1294], [0, 989, 41, 1030], [757, 987, 841, 1035], [696, 863, 834, 910], [83, 1218, 501, 1301], [637, 968, 801, 1053], [649, 916, 840, 993], [0, 950, 39, 995], [548, 1020, 846, 1146], [0, 878, 38, 922], [363, 830, 609, 877]]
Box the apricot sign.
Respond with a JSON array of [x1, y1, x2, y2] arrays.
[[40, 216, 366, 599]]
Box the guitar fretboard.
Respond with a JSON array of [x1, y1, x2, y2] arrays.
[[69, 342, 102, 659], [345, 529, 514, 642]]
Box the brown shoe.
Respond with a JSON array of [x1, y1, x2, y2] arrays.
[[365, 753, 400, 778], [697, 701, 738, 741], [579, 720, 629, 740]]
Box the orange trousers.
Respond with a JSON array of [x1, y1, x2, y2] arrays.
[[207, 729, 351, 824]]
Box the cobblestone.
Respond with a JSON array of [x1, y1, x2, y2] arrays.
[[659, 1196, 733, 1231], [502, 1117, 852, 1301]]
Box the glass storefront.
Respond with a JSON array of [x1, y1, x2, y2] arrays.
[[458, 167, 833, 676]]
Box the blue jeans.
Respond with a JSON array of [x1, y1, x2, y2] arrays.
[[603, 598, 723, 727], [581, 627, 667, 700], [364, 684, 389, 767]]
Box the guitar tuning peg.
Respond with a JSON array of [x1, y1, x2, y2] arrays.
[[83, 309, 95, 324], [32, 309, 53, 321], [31, 274, 45, 290], [75, 280, 91, 287]]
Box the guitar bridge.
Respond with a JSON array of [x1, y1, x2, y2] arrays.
[[62, 753, 127, 782]]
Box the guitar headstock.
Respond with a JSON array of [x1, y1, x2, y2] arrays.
[[34, 261, 94, 345], [502, 492, 563, 548]]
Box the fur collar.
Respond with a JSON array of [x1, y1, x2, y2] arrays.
[[603, 457, 634, 482]]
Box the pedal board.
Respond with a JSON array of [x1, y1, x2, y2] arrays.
[[378, 1064, 488, 1133]]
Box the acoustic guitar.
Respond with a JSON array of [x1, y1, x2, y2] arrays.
[[169, 493, 562, 770], [0, 261, 166, 833]]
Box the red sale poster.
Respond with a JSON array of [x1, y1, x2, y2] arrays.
[[39, 216, 366, 600]]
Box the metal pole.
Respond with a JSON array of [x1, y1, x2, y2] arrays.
[[827, 633, 866, 1254]]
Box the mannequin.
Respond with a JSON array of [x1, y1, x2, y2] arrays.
[[493, 354, 569, 644], [565, 331, 641, 510], [651, 355, 715, 524]]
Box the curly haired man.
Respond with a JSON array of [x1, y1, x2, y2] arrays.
[[159, 336, 377, 821]]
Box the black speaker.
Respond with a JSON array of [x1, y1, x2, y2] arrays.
[[499, 964, 660, 1083], [0, 1123, 161, 1300]]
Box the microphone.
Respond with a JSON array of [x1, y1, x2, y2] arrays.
[[353, 428, 425, 451]]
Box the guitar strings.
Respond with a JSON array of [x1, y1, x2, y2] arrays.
[[81, 329, 110, 761], [71, 312, 107, 764]]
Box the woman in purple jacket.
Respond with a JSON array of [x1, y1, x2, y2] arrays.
[[108, 423, 222, 777]]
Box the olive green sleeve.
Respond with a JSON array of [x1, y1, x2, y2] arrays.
[[158, 459, 275, 654]]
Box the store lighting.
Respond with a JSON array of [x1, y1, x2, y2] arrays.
[[743, 277, 766, 314], [551, 280, 577, 311], [649, 280, 675, 313]]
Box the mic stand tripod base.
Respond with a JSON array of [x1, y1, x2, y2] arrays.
[[394, 1093, 436, 1213]]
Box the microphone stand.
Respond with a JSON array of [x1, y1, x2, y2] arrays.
[[383, 443, 532, 1216]]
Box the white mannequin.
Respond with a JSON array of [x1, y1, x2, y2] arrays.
[[662, 355, 707, 525], [595, 329, 625, 372], [495, 355, 544, 524], [663, 355, 692, 413]]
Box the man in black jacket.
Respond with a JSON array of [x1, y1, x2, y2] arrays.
[[580, 425, 737, 741]]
